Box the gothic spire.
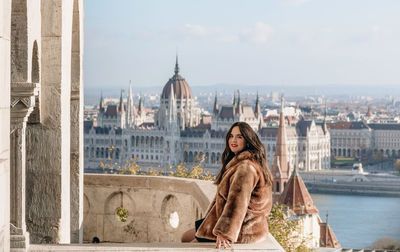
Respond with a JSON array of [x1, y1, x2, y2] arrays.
[[323, 101, 328, 134], [119, 89, 124, 113], [174, 54, 180, 75], [255, 91, 261, 117], [99, 91, 105, 112], [236, 90, 242, 115], [138, 94, 143, 113], [272, 94, 290, 184], [213, 91, 219, 115]]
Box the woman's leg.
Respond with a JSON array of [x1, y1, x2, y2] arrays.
[[181, 228, 196, 242]]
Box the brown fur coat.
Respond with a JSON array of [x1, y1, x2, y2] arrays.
[[195, 151, 272, 243]]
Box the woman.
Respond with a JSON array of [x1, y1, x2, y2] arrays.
[[181, 122, 273, 249]]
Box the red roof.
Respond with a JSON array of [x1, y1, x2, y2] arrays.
[[320, 223, 341, 248], [279, 169, 319, 215]]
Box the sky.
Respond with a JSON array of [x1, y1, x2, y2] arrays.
[[84, 0, 400, 91]]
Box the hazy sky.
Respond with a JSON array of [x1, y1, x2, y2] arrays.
[[84, 0, 400, 90]]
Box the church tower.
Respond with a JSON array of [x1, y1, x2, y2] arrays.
[[271, 96, 291, 202]]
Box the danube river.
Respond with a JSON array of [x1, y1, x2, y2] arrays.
[[311, 193, 400, 248]]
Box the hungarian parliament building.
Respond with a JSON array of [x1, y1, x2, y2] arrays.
[[84, 59, 331, 174]]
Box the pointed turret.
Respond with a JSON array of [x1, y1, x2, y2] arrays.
[[279, 167, 318, 215], [138, 94, 144, 113], [174, 54, 180, 76], [271, 95, 290, 200], [119, 89, 125, 113], [213, 91, 219, 115], [236, 90, 242, 115], [320, 220, 341, 248], [126, 81, 135, 127], [255, 91, 261, 117], [99, 91, 105, 112], [168, 85, 177, 121], [323, 101, 328, 134]]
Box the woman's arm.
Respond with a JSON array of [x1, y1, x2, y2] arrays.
[[213, 163, 258, 242]]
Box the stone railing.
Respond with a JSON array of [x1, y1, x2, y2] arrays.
[[82, 174, 286, 252], [83, 174, 216, 243]]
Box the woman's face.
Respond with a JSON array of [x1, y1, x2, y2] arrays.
[[228, 126, 246, 154]]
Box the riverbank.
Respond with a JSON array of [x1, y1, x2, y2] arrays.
[[300, 170, 400, 197], [305, 182, 400, 197]]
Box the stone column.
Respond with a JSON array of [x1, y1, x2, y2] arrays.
[[10, 82, 40, 249]]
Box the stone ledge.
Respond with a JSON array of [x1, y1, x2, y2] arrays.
[[26, 235, 284, 251]]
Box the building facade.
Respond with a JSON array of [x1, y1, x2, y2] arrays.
[[328, 122, 400, 158], [84, 63, 331, 175]]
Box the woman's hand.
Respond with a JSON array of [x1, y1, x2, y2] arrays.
[[216, 235, 231, 249]]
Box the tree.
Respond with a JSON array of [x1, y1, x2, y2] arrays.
[[268, 203, 311, 252], [372, 237, 400, 250]]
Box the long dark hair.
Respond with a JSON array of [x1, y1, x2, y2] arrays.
[[214, 122, 273, 186]]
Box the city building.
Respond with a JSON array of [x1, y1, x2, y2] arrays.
[[328, 121, 400, 158], [84, 62, 331, 175]]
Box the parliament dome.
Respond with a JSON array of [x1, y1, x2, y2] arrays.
[[161, 57, 193, 99]]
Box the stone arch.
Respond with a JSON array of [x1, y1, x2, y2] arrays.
[[189, 151, 193, 163], [161, 194, 182, 231], [211, 153, 216, 164], [104, 191, 135, 227]]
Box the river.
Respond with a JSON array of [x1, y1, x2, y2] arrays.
[[311, 193, 400, 249]]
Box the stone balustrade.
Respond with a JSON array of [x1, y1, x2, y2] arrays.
[[84, 174, 215, 243], [82, 174, 284, 251]]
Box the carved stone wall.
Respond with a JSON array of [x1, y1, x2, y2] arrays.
[[0, 1, 11, 251]]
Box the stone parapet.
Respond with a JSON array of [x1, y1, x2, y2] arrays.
[[26, 235, 284, 251], [84, 174, 215, 243]]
